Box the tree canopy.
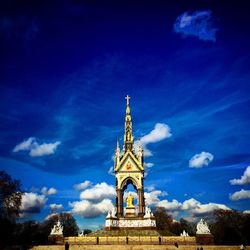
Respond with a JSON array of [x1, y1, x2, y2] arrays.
[[0, 170, 22, 248], [0, 170, 22, 219]]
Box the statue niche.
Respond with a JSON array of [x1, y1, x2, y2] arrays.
[[120, 177, 142, 218]]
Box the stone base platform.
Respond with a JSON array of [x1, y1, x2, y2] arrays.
[[48, 235, 64, 245], [105, 217, 156, 230], [32, 245, 250, 250], [196, 234, 214, 245]]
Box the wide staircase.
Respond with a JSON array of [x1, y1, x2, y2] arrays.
[[32, 245, 249, 250]]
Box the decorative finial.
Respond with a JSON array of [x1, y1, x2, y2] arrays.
[[125, 95, 130, 106]]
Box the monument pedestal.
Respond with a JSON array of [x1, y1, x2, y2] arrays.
[[105, 216, 156, 230], [196, 234, 214, 245], [48, 235, 64, 245], [125, 207, 135, 218]]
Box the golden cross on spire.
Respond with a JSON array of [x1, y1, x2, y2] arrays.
[[125, 95, 130, 106]]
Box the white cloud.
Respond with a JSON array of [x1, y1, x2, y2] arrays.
[[20, 192, 47, 216], [143, 148, 153, 157], [30, 142, 61, 157], [230, 166, 250, 185], [140, 123, 172, 157], [144, 162, 154, 168], [70, 199, 114, 218], [189, 151, 214, 168], [80, 182, 116, 202], [181, 198, 230, 222], [145, 190, 230, 222], [108, 166, 114, 176], [145, 185, 156, 192], [74, 181, 92, 191], [243, 210, 250, 214], [182, 198, 230, 214], [41, 187, 57, 196], [13, 137, 61, 157], [230, 189, 250, 201], [145, 190, 167, 206], [157, 199, 182, 211], [13, 137, 36, 152], [182, 198, 200, 210], [141, 123, 172, 145], [49, 203, 64, 211]]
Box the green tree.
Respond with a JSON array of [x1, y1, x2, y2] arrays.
[[0, 171, 22, 248], [179, 218, 195, 236], [0, 170, 22, 219], [211, 209, 246, 245], [83, 229, 92, 235], [154, 207, 174, 235], [242, 212, 250, 244], [170, 221, 182, 235]]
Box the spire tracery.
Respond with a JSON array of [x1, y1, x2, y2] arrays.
[[124, 95, 134, 151]]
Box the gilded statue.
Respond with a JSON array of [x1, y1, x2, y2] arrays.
[[126, 193, 135, 208]]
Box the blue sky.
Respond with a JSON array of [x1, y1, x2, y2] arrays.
[[1, 0, 250, 229]]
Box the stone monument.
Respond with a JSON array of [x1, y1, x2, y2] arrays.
[[48, 220, 64, 244], [180, 230, 189, 237], [196, 218, 214, 245], [105, 96, 156, 230]]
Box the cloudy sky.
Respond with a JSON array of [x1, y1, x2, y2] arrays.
[[1, 0, 250, 229]]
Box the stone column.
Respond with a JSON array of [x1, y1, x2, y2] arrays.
[[138, 189, 145, 217], [117, 189, 123, 217]]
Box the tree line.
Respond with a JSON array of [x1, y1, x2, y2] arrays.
[[154, 204, 250, 244], [1, 170, 250, 248]]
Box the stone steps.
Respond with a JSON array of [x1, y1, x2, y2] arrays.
[[31, 245, 250, 250]]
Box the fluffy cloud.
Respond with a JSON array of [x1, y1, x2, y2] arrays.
[[183, 198, 230, 216], [145, 190, 167, 206], [140, 123, 172, 157], [69, 199, 114, 218], [182, 198, 200, 210], [80, 182, 116, 202], [30, 142, 61, 157], [141, 123, 172, 145], [230, 189, 250, 201], [243, 210, 250, 214], [13, 137, 35, 152], [189, 151, 214, 168], [41, 187, 57, 196], [49, 203, 64, 211], [74, 181, 92, 191], [144, 189, 230, 222], [173, 10, 217, 41], [20, 192, 47, 216], [230, 166, 250, 185], [13, 137, 61, 157], [157, 199, 182, 211]]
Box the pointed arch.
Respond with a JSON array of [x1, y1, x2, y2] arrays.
[[121, 176, 139, 191]]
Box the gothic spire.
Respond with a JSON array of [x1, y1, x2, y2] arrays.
[[124, 95, 134, 151]]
